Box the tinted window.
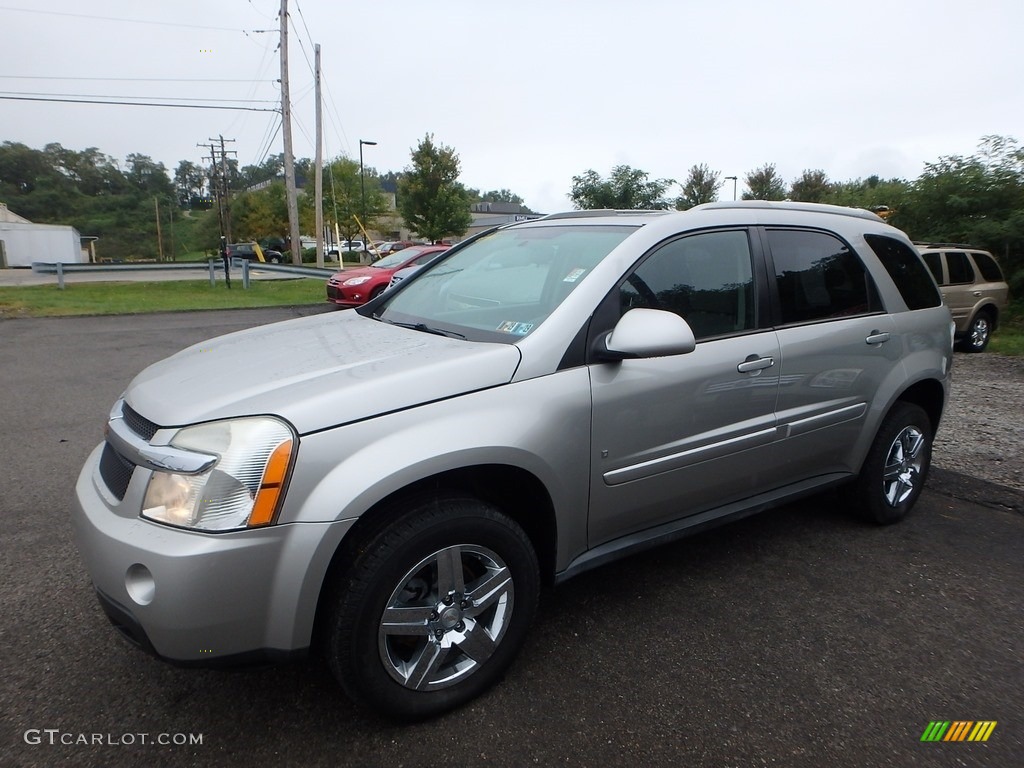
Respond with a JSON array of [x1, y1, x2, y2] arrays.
[[767, 229, 880, 324], [971, 252, 1005, 282], [620, 230, 755, 339], [921, 251, 944, 284], [946, 252, 974, 284], [864, 235, 941, 310]]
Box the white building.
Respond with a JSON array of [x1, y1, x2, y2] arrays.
[[0, 202, 89, 268]]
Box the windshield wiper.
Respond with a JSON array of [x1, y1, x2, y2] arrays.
[[374, 315, 466, 339]]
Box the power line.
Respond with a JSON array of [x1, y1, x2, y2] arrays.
[[0, 4, 272, 33], [1, 90, 277, 104], [0, 75, 277, 83], [0, 95, 279, 112]]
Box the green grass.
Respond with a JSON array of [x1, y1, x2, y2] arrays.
[[0, 278, 328, 318], [990, 300, 1024, 356]]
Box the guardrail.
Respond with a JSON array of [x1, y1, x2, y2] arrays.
[[31, 260, 337, 290]]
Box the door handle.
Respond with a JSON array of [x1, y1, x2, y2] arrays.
[[737, 356, 774, 373], [866, 331, 891, 345], [973, 291, 982, 297]]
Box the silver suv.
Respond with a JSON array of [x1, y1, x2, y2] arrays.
[[915, 243, 1009, 352], [73, 202, 953, 718]]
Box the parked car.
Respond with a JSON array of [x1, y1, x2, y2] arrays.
[[385, 249, 451, 290], [72, 202, 952, 719], [325, 244, 449, 306], [378, 240, 415, 256], [915, 243, 1009, 352], [225, 242, 283, 263], [327, 241, 367, 257]]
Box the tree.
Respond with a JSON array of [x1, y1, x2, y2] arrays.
[[465, 188, 527, 207], [789, 169, 831, 203], [397, 134, 472, 242], [174, 160, 207, 207], [676, 164, 719, 210], [897, 135, 1024, 274], [569, 165, 675, 210], [231, 182, 288, 242], [742, 164, 787, 200], [125, 153, 173, 197]]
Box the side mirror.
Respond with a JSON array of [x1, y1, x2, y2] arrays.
[[599, 308, 696, 360]]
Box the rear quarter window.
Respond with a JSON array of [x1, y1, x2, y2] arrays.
[[971, 252, 1005, 282], [864, 235, 942, 310]]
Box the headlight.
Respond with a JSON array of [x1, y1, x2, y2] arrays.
[[343, 276, 372, 286], [142, 417, 295, 531]]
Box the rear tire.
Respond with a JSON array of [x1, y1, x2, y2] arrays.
[[853, 402, 932, 525], [326, 495, 539, 719], [959, 310, 993, 352]]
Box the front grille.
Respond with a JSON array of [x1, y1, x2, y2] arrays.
[[122, 402, 159, 440], [99, 442, 136, 501], [327, 285, 339, 300]]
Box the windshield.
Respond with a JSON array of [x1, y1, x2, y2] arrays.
[[372, 246, 430, 269], [374, 224, 635, 342]]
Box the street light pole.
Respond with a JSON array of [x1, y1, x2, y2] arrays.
[[724, 175, 738, 201], [359, 139, 377, 237]]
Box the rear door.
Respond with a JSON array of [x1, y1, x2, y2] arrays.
[[763, 228, 901, 481]]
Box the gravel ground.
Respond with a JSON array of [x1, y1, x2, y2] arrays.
[[932, 351, 1024, 492]]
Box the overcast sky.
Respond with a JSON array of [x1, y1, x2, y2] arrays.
[[2, 0, 1023, 214]]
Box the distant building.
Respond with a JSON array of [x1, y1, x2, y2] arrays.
[[465, 201, 543, 238], [0, 202, 93, 268]]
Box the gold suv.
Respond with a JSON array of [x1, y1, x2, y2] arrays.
[[916, 243, 1009, 352]]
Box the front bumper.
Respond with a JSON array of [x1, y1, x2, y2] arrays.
[[72, 442, 355, 664], [326, 283, 369, 306]]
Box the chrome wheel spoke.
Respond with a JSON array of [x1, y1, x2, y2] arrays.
[[380, 605, 435, 636], [465, 567, 512, 617], [405, 640, 446, 690], [435, 546, 466, 599], [455, 621, 496, 664]]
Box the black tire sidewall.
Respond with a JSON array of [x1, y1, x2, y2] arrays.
[[854, 402, 933, 525], [329, 498, 539, 719]]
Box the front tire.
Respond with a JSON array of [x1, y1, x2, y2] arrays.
[[853, 402, 932, 525], [326, 496, 539, 719]]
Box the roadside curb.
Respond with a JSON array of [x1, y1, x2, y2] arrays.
[[929, 466, 1024, 514]]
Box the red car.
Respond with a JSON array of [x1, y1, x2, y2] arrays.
[[325, 245, 449, 307]]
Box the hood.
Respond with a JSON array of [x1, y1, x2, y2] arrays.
[[124, 311, 522, 434], [328, 265, 389, 281]]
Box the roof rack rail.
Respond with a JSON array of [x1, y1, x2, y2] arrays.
[[692, 200, 883, 222], [538, 209, 671, 221], [912, 242, 979, 249]]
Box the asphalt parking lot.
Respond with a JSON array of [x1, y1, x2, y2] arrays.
[[1, 307, 1021, 768]]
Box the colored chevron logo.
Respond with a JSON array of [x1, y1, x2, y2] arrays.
[[920, 721, 997, 742]]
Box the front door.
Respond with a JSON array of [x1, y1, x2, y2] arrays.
[[588, 229, 781, 547]]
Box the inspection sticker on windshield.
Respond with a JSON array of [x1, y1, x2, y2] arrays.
[[497, 321, 534, 335], [563, 268, 587, 283]]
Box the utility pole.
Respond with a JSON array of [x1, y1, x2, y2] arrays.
[[314, 43, 324, 269], [198, 138, 236, 244], [154, 196, 164, 261], [279, 0, 302, 265]]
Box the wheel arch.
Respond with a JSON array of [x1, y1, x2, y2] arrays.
[[893, 377, 946, 437], [310, 463, 558, 651]]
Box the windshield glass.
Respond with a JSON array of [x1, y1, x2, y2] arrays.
[[372, 247, 429, 269], [375, 224, 635, 342]]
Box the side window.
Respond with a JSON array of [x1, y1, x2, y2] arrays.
[[971, 252, 1005, 282], [921, 251, 944, 284], [619, 230, 755, 340], [946, 252, 974, 284], [864, 234, 941, 310], [766, 229, 880, 324]]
